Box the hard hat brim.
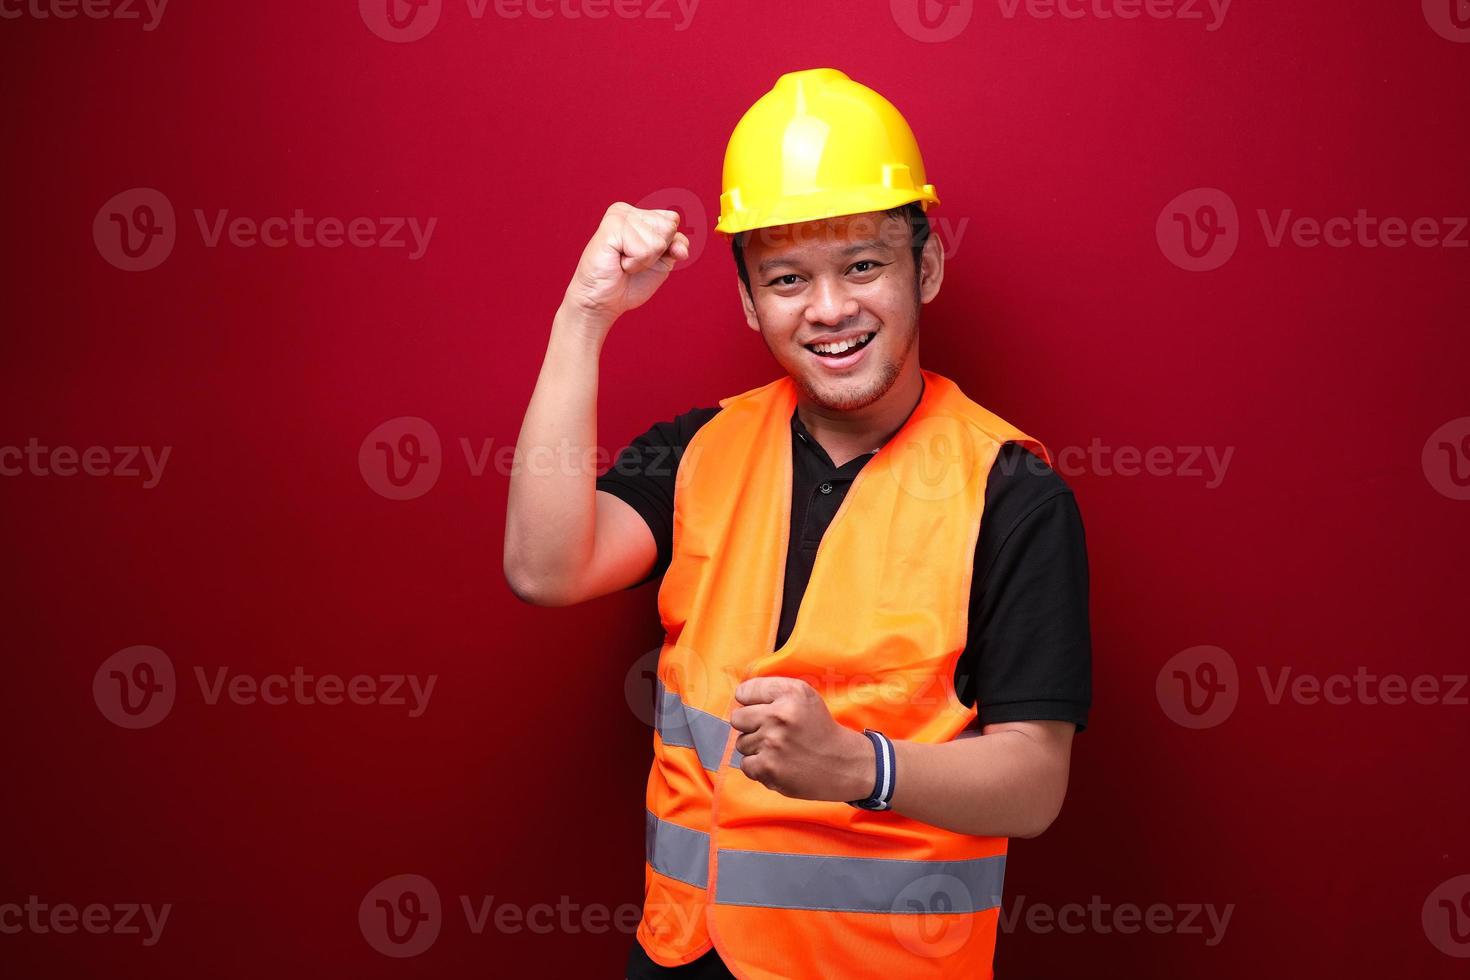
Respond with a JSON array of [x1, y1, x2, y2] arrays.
[[716, 185, 939, 237]]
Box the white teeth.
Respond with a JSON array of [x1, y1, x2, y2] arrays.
[[810, 332, 872, 355]]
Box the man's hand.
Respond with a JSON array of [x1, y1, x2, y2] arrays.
[[562, 202, 690, 332], [731, 677, 873, 802]]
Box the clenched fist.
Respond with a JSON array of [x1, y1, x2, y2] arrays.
[[563, 202, 691, 328], [732, 676, 875, 803]]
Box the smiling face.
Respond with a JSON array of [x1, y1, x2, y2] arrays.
[[736, 209, 943, 414]]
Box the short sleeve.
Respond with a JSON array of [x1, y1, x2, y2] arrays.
[[956, 443, 1093, 732]]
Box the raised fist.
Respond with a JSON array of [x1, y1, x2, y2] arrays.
[[563, 201, 691, 324]]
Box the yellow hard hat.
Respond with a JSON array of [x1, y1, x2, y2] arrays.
[[716, 68, 940, 237]]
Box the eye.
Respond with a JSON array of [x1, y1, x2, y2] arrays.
[[849, 260, 885, 275], [764, 273, 803, 288]]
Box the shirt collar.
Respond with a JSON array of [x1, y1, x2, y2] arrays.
[[787, 376, 925, 453], [789, 408, 880, 456]]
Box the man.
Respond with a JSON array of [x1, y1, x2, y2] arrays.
[[504, 68, 1091, 980]]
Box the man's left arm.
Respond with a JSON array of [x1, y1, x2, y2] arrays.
[[882, 720, 1074, 838], [733, 682, 1073, 838]]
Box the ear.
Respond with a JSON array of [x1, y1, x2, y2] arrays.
[[738, 277, 760, 331], [918, 233, 945, 305]]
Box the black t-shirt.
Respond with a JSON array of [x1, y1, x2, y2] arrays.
[[598, 395, 1092, 979]]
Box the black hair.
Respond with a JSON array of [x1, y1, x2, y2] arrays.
[[730, 201, 932, 299]]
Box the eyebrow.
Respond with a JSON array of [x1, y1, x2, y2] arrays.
[[756, 239, 893, 276]]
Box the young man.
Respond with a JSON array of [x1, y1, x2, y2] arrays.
[[504, 68, 1091, 980]]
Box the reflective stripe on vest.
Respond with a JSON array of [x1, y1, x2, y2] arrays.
[[645, 808, 709, 888], [654, 676, 744, 772], [646, 810, 1006, 914]]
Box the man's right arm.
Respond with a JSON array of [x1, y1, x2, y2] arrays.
[[502, 203, 689, 607]]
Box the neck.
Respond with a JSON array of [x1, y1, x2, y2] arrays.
[[795, 359, 926, 465]]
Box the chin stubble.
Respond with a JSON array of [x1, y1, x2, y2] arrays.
[[799, 326, 914, 412]]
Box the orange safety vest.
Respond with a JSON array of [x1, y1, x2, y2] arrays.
[[636, 368, 1051, 980]]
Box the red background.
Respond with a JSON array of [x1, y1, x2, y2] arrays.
[[4, 0, 1468, 976]]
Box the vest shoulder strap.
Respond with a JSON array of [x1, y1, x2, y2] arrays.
[[932, 373, 1052, 467], [716, 375, 790, 410]]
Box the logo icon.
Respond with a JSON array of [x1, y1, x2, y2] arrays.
[[360, 0, 442, 42], [1424, 0, 1470, 42], [635, 186, 709, 268], [94, 188, 176, 272], [360, 417, 442, 500], [93, 645, 176, 729], [885, 412, 976, 503], [360, 874, 442, 957], [1157, 188, 1239, 272], [626, 644, 714, 728], [890, 873, 975, 958], [624, 646, 665, 728], [1423, 875, 1470, 957], [891, 0, 973, 43], [1422, 417, 1470, 501], [1156, 645, 1238, 729]]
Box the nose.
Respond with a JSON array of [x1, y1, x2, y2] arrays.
[[804, 275, 861, 327]]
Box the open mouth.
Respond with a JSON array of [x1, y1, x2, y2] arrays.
[[804, 331, 875, 359]]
